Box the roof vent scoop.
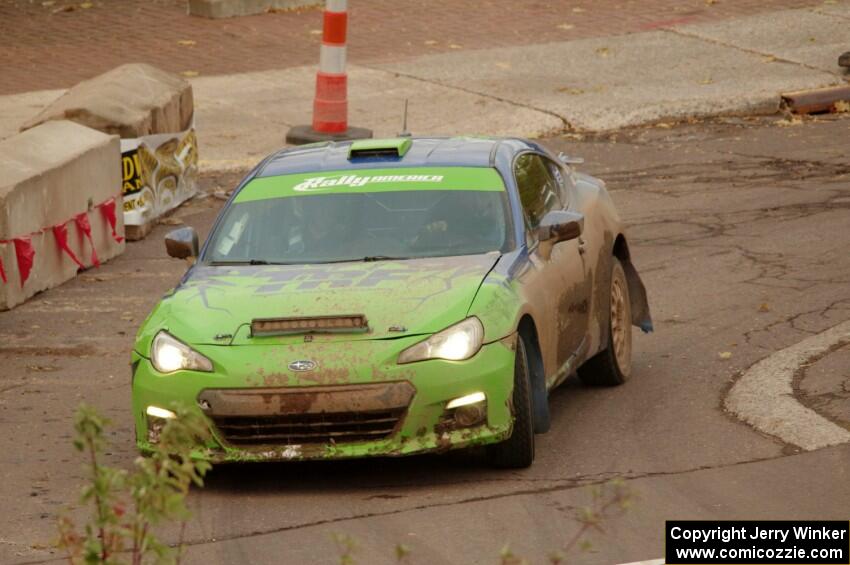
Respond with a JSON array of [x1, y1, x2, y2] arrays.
[[348, 138, 412, 160]]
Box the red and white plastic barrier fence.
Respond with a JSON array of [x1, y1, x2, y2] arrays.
[[0, 197, 123, 287], [313, 0, 349, 133]]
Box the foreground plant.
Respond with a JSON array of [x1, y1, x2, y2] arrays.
[[58, 404, 211, 564], [497, 479, 635, 564], [330, 479, 635, 564], [557, 478, 635, 561]]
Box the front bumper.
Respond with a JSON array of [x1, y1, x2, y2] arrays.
[[132, 335, 516, 462]]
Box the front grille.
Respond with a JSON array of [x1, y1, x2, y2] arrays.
[[198, 382, 415, 448], [210, 408, 406, 446]]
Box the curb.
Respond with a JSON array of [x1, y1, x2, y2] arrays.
[[725, 319, 850, 451], [188, 0, 320, 19], [782, 85, 850, 114]]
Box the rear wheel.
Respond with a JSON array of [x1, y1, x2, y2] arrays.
[[488, 335, 535, 468], [578, 257, 632, 386]]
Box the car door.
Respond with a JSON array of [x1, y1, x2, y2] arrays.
[[514, 153, 589, 384], [545, 157, 592, 367]]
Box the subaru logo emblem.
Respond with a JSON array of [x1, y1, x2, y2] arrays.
[[288, 360, 317, 372]]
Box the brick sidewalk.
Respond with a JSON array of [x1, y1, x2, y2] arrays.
[[0, 0, 822, 95]]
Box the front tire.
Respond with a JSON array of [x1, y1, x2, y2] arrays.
[[488, 335, 535, 468], [578, 257, 632, 386]]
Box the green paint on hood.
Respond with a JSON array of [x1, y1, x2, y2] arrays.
[[137, 254, 500, 349], [236, 167, 505, 203]]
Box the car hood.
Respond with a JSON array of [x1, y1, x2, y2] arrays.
[[142, 254, 500, 347]]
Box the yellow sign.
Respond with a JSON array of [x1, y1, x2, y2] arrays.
[[120, 128, 199, 227], [121, 151, 143, 195]]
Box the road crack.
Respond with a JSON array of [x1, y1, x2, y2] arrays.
[[662, 27, 841, 76], [359, 64, 573, 133]]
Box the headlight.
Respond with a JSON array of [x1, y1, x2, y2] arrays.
[[398, 317, 484, 364], [151, 331, 213, 373]]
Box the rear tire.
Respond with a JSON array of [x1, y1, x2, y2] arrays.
[[578, 257, 632, 387], [488, 335, 535, 469]]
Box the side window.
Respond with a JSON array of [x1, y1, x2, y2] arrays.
[[547, 160, 570, 207], [514, 153, 562, 230]]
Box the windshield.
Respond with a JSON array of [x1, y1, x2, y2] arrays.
[[203, 189, 512, 264]]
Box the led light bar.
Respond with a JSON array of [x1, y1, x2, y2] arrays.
[[251, 314, 369, 336]]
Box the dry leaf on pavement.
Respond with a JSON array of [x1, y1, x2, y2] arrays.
[[28, 365, 60, 372], [834, 100, 850, 113], [777, 116, 803, 127]]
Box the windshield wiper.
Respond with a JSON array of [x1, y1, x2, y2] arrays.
[[313, 256, 413, 264], [209, 259, 293, 266], [361, 255, 411, 262]]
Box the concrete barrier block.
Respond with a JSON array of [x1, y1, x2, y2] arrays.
[[189, 0, 320, 19], [20, 64, 193, 138], [0, 121, 124, 311]]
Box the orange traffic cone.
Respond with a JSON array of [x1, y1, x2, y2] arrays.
[[286, 0, 372, 144]]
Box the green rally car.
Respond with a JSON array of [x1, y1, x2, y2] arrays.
[[132, 137, 652, 468]]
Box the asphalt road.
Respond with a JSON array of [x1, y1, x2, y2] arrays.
[[0, 115, 848, 564]]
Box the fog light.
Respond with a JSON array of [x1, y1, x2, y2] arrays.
[[146, 406, 176, 419], [446, 392, 486, 409], [454, 403, 486, 427], [442, 392, 487, 429], [145, 406, 176, 444]]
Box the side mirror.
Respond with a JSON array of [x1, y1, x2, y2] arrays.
[[537, 210, 583, 244], [165, 226, 199, 259]]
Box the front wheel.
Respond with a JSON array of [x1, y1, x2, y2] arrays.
[[488, 335, 535, 469], [578, 257, 632, 386]]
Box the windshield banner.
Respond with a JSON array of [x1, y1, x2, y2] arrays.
[[235, 167, 505, 203]]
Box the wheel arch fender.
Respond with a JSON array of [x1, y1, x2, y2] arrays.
[[466, 251, 553, 434]]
